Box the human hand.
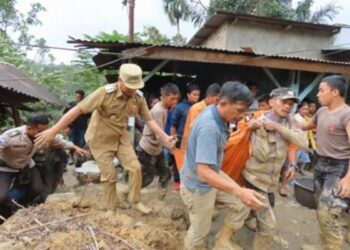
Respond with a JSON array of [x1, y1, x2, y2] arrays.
[[337, 176, 350, 198], [35, 128, 56, 148], [249, 119, 263, 130], [74, 146, 89, 157], [284, 167, 296, 181], [164, 135, 177, 150], [262, 119, 278, 131], [236, 187, 268, 211]]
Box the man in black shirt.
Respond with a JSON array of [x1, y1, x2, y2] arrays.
[[64, 89, 90, 165]]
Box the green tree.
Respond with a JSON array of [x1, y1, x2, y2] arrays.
[[188, 0, 339, 27], [0, 1, 45, 44], [294, 0, 340, 24], [140, 26, 170, 44], [85, 26, 185, 46], [163, 0, 191, 35]]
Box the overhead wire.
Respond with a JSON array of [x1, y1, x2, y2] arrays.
[[0, 38, 349, 82]]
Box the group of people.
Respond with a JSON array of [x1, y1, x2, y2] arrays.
[[0, 62, 349, 250]]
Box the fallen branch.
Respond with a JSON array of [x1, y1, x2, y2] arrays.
[[15, 213, 91, 235], [0, 215, 6, 222], [34, 218, 51, 232], [11, 199, 25, 209], [97, 230, 136, 250], [88, 226, 99, 250]]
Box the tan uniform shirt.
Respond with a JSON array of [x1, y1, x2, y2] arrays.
[[0, 126, 73, 172], [78, 82, 152, 150], [243, 115, 308, 193]]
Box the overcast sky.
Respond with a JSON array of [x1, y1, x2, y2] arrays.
[[16, 0, 350, 64]]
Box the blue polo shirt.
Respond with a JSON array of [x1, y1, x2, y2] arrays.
[[180, 105, 229, 194], [171, 99, 192, 138]]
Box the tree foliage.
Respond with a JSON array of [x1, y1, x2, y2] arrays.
[[163, 0, 191, 34], [85, 26, 186, 46], [0, 1, 45, 44], [185, 0, 340, 27]]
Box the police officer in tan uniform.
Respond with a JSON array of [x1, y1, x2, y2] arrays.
[[35, 63, 176, 214], [0, 114, 85, 218]]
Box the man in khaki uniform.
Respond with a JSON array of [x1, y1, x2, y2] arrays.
[[35, 63, 176, 214], [0, 114, 85, 218], [220, 88, 308, 250]]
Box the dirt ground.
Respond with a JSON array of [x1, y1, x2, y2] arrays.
[[1, 165, 350, 250]]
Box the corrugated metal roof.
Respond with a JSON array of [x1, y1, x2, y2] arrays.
[[0, 62, 66, 106], [68, 38, 350, 67], [189, 12, 341, 45]]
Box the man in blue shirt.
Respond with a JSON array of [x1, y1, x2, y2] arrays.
[[180, 81, 267, 250], [171, 84, 200, 188]]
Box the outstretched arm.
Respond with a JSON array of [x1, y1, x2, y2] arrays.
[[145, 119, 176, 150], [35, 106, 82, 147], [197, 164, 267, 211]]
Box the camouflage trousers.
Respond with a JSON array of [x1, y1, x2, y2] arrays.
[[136, 146, 170, 189], [314, 156, 350, 249]]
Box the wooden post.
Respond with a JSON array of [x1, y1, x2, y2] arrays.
[[11, 105, 21, 126], [128, 0, 135, 42]]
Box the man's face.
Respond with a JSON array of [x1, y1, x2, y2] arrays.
[[163, 94, 178, 109], [317, 82, 336, 107], [27, 124, 49, 139], [269, 98, 295, 118], [75, 94, 84, 103], [298, 104, 309, 117], [258, 101, 270, 111], [309, 103, 317, 115], [219, 100, 248, 123], [249, 85, 258, 97], [206, 95, 219, 105], [187, 90, 200, 104], [120, 81, 136, 97]]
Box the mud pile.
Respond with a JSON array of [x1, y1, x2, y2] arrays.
[[0, 196, 188, 250]]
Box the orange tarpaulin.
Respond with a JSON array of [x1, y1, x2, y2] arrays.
[[221, 122, 251, 186], [172, 121, 251, 186]]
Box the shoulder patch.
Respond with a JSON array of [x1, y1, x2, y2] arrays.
[[104, 84, 116, 94], [136, 90, 143, 97], [0, 138, 6, 145], [8, 130, 20, 138]]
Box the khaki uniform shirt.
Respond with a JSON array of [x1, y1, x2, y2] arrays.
[[0, 126, 73, 172], [78, 82, 152, 150], [243, 115, 308, 193]]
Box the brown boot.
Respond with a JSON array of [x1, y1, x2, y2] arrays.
[[347, 228, 350, 245], [212, 226, 242, 250], [133, 202, 151, 214], [102, 182, 117, 211], [253, 233, 273, 250]]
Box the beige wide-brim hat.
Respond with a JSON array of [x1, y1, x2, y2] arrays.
[[119, 63, 144, 89]]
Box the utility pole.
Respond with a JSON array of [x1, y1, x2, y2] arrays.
[[128, 0, 135, 42]]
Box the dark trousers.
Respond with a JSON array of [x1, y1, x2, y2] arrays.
[[0, 171, 17, 218], [136, 146, 170, 189], [69, 128, 86, 147], [0, 167, 46, 218], [314, 156, 350, 209], [172, 138, 182, 183]]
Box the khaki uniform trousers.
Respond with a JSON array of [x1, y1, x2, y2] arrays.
[[180, 171, 244, 250], [229, 189, 276, 250], [90, 134, 142, 210]]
